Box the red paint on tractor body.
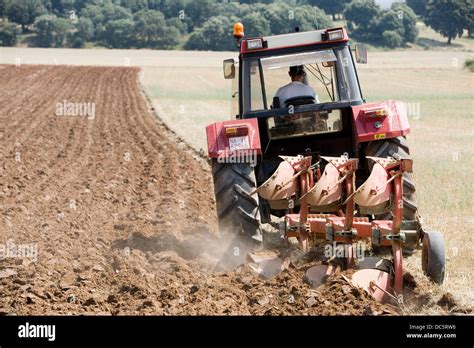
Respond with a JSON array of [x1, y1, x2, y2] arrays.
[[351, 100, 410, 143], [206, 118, 262, 158]]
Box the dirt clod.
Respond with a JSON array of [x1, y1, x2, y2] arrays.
[[437, 293, 457, 310]]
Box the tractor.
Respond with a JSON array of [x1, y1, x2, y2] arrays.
[[205, 24, 445, 301]]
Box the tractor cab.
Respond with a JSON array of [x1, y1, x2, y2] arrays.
[[222, 27, 369, 162]]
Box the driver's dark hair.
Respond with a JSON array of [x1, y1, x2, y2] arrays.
[[289, 65, 305, 77]]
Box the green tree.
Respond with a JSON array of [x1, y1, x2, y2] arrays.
[[239, 0, 276, 3], [133, 9, 180, 48], [133, 9, 165, 47], [423, 0, 471, 44], [247, 2, 331, 35], [49, 15, 70, 47], [344, 0, 380, 29], [80, 3, 132, 25], [242, 12, 271, 37], [184, 15, 237, 51], [35, 14, 70, 47], [77, 17, 94, 40], [74, 0, 89, 11], [68, 17, 94, 48], [103, 18, 134, 48], [185, 0, 216, 31], [45, 0, 76, 16], [375, 10, 405, 42], [406, 0, 429, 16], [464, 1, 474, 37], [243, 3, 284, 34], [79, 4, 103, 24], [149, 0, 189, 19], [305, 0, 352, 20], [7, 0, 47, 31], [0, 0, 7, 17], [391, 3, 419, 43], [382, 30, 403, 48], [120, 0, 148, 13], [290, 5, 332, 32], [166, 17, 187, 35], [344, 0, 381, 40], [215, 1, 244, 21], [159, 26, 180, 49], [345, 0, 416, 47], [0, 21, 21, 46], [161, 0, 194, 34], [80, 3, 132, 44]]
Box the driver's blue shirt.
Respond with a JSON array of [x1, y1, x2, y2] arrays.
[[274, 81, 318, 107]]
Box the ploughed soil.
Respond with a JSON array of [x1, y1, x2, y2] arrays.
[[0, 65, 467, 315]]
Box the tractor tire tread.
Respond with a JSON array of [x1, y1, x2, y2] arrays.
[[212, 160, 261, 240]]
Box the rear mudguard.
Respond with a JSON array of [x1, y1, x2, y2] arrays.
[[206, 118, 262, 161], [352, 100, 410, 143]]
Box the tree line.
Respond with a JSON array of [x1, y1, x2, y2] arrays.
[[0, 0, 472, 50]]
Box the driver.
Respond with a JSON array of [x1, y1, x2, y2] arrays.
[[274, 65, 318, 107]]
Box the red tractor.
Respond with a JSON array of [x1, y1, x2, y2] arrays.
[[206, 25, 445, 301]]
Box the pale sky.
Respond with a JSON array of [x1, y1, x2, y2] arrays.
[[375, 0, 405, 9]]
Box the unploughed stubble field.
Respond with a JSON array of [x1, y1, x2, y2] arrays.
[[0, 26, 472, 311]]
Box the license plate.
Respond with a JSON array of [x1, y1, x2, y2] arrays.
[[229, 136, 250, 151]]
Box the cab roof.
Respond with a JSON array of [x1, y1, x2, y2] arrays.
[[240, 27, 349, 54]]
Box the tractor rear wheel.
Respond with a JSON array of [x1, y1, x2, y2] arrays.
[[365, 136, 419, 253], [211, 160, 262, 269], [365, 136, 418, 221]]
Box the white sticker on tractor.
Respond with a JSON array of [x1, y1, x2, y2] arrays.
[[229, 136, 250, 151]]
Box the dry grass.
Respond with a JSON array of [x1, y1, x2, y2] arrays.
[[140, 66, 231, 150], [416, 22, 474, 50], [357, 51, 474, 309], [0, 47, 232, 67]]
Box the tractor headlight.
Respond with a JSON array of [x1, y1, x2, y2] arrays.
[[246, 38, 264, 50], [326, 29, 344, 41]]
